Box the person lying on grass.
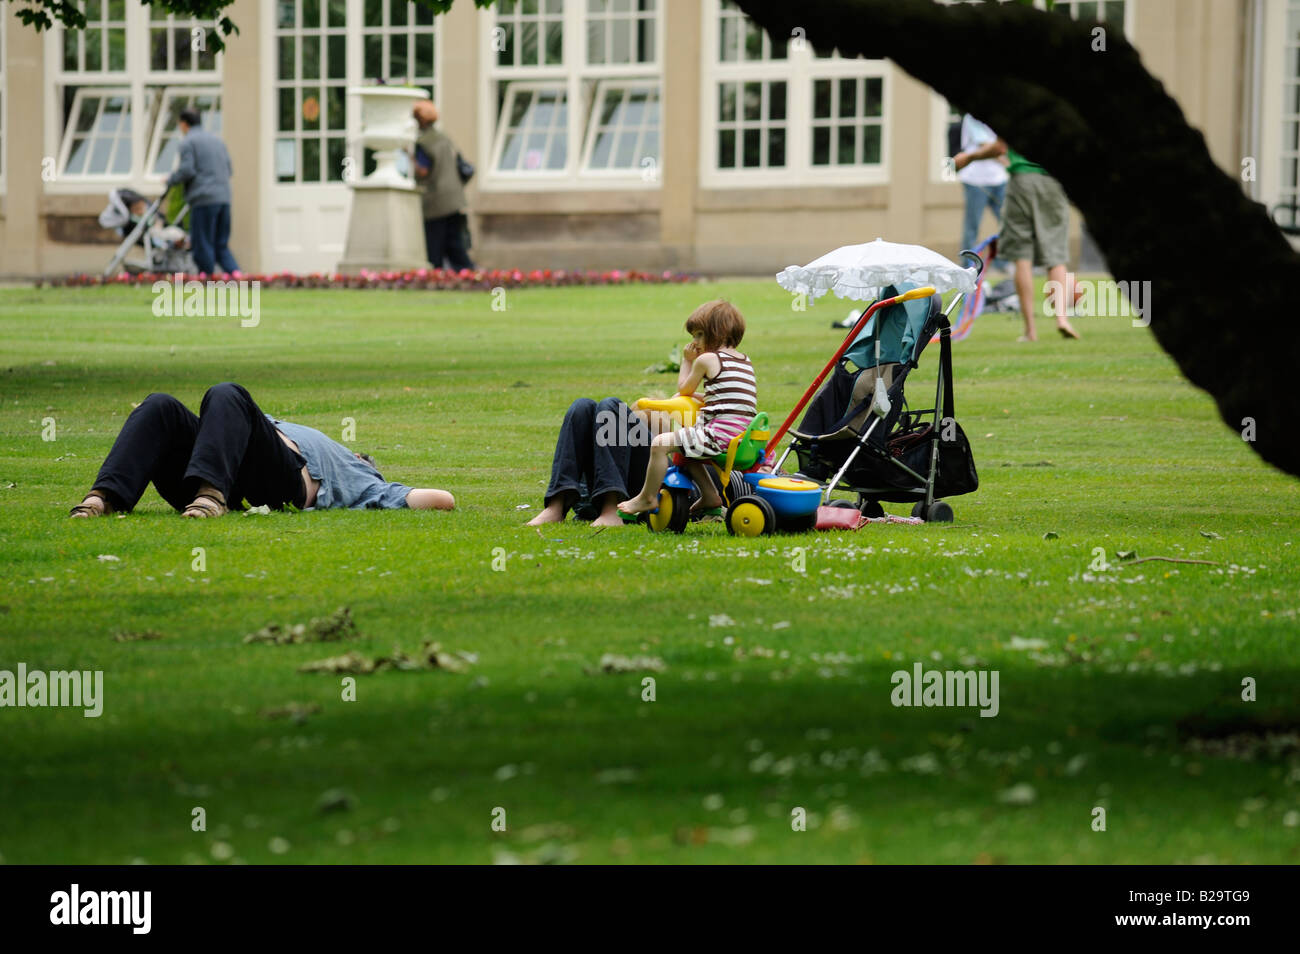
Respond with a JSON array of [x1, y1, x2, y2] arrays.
[[618, 300, 757, 520], [69, 383, 455, 518]]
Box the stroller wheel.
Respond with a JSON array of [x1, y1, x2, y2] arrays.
[[726, 495, 775, 537], [827, 500, 858, 510], [927, 501, 954, 523], [858, 498, 885, 518], [645, 487, 691, 533], [911, 501, 926, 519]]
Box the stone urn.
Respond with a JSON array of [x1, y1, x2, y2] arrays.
[[349, 85, 425, 189], [337, 85, 429, 273]]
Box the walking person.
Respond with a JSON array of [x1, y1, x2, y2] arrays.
[[165, 108, 239, 277], [955, 137, 1082, 341], [956, 114, 1007, 270], [413, 100, 475, 271]]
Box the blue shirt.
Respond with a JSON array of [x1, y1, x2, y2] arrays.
[[266, 416, 412, 510]]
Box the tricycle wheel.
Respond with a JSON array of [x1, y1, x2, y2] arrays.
[[645, 487, 691, 533], [726, 495, 776, 537]]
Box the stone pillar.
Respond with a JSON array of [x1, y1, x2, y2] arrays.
[[220, 0, 263, 273], [1, 8, 45, 276]]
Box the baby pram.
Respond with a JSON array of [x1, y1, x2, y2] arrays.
[[98, 188, 195, 276], [769, 241, 982, 523]]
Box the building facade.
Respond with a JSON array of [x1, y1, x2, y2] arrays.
[[0, 0, 1287, 277]]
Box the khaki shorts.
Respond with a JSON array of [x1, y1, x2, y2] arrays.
[[999, 172, 1069, 268]]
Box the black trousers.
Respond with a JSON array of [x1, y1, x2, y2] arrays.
[[423, 213, 475, 270], [92, 383, 307, 513], [544, 398, 650, 513]]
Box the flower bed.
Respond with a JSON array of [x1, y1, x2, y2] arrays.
[[42, 268, 699, 291]]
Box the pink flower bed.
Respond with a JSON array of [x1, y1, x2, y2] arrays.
[[42, 268, 698, 290]]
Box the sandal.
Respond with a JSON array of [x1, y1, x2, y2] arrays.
[[69, 491, 113, 518], [690, 506, 724, 523], [182, 490, 228, 519]]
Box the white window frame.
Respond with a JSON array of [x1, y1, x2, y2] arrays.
[[360, 0, 441, 96], [43, 1, 223, 191], [271, 0, 350, 186], [579, 78, 660, 177], [56, 86, 135, 179], [146, 8, 221, 74], [927, 0, 1136, 183], [144, 86, 222, 177], [478, 0, 665, 191], [700, 0, 891, 189], [489, 80, 571, 177]]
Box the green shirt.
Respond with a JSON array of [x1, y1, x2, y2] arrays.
[[1006, 148, 1048, 176]]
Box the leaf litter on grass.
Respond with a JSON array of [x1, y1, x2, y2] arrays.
[[243, 606, 356, 644], [298, 640, 472, 675]]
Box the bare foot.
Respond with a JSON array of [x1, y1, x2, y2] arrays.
[[526, 501, 566, 525], [1016, 334, 1036, 343], [1057, 319, 1081, 340], [591, 511, 627, 527], [691, 494, 723, 512], [617, 495, 657, 516]]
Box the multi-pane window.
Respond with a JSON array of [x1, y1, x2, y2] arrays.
[[587, 0, 655, 65], [1281, 1, 1300, 211], [63, 0, 128, 73], [50, 2, 223, 182], [812, 76, 884, 167], [716, 80, 785, 169], [496, 0, 565, 68], [275, 0, 348, 184], [149, 8, 219, 72], [60, 89, 133, 176], [718, 0, 785, 62], [497, 84, 569, 171], [582, 81, 659, 173], [704, 0, 889, 186], [362, 0, 438, 94], [485, 0, 663, 185]]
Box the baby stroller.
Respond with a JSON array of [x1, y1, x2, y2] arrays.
[[99, 188, 195, 276], [769, 241, 982, 523]]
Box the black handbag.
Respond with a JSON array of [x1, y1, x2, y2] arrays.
[[456, 153, 475, 184]]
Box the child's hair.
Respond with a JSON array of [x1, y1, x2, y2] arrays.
[[685, 299, 745, 351]]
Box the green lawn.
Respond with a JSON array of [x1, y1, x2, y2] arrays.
[[1, 279, 1297, 864]]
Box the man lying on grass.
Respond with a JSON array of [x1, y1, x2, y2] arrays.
[[69, 383, 455, 518]]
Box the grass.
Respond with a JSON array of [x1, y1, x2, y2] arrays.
[[1, 278, 1297, 864]]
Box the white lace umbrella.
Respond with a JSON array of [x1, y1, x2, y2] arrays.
[[776, 237, 977, 302]]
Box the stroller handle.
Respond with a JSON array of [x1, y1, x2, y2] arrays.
[[895, 285, 938, 303]]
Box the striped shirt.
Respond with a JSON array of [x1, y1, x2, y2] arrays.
[[699, 350, 757, 432]]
